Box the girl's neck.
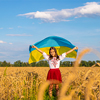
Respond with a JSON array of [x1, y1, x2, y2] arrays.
[[53, 55, 56, 57]]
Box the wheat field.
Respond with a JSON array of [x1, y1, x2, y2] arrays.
[[0, 48, 100, 100], [0, 67, 100, 100]]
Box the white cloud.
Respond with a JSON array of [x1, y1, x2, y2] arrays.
[[0, 40, 6, 44], [9, 43, 13, 45], [18, 2, 100, 23], [47, 8, 57, 11], [81, 2, 100, 14], [18, 26, 22, 28], [96, 29, 100, 32], [6, 33, 32, 36], [0, 40, 13, 44], [8, 27, 13, 29], [0, 28, 3, 29]]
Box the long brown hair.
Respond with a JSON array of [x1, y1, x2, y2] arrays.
[[49, 47, 60, 60]]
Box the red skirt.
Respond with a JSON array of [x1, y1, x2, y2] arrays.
[[47, 68, 62, 83]]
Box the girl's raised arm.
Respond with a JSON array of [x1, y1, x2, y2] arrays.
[[31, 45, 43, 54], [66, 46, 78, 55]]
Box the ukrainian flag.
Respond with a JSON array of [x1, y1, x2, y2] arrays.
[[28, 36, 78, 64]]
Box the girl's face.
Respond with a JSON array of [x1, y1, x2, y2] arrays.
[[50, 49, 56, 57]]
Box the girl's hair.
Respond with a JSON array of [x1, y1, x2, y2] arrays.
[[49, 47, 60, 60]]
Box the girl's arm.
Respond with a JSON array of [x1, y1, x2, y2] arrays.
[[31, 45, 43, 54], [59, 46, 78, 60], [66, 46, 78, 55], [32, 45, 49, 60]]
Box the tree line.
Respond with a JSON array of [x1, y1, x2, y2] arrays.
[[0, 60, 100, 67]]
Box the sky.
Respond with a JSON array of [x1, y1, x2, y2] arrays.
[[0, 0, 100, 64]]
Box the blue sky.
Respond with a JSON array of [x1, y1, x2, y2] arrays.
[[0, 0, 100, 64]]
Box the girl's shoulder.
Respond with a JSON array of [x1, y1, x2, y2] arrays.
[[43, 52, 49, 56]]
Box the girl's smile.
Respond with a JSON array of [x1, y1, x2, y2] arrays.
[[50, 49, 56, 57]]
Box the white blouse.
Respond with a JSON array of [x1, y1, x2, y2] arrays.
[[43, 52, 67, 69]]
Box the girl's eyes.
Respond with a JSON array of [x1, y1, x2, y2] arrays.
[[50, 52, 55, 53]]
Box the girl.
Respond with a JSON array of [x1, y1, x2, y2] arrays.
[[32, 45, 78, 97]]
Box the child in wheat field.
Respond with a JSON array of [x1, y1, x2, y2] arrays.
[[32, 45, 78, 97]]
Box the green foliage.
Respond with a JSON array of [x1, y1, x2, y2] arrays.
[[21, 75, 37, 100], [3, 67, 7, 77], [0, 60, 100, 67], [44, 85, 59, 100], [96, 60, 100, 63], [79, 60, 96, 67], [0, 61, 2, 67]]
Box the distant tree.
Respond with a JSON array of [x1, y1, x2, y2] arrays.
[[93, 61, 96, 65], [87, 61, 91, 67], [62, 61, 66, 67], [14, 60, 21, 67], [80, 60, 87, 67], [36, 60, 44, 67], [43, 60, 49, 67], [23, 62, 27, 67], [20, 62, 24, 67], [62, 61, 71, 67], [60, 61, 63, 67], [24, 62, 29, 67], [14, 62, 17, 67], [96, 60, 100, 63], [31, 62, 36, 67], [71, 61, 75, 67], [91, 61, 96, 67], [36, 61, 40, 67], [7, 62, 11, 67], [2, 61, 7, 67], [0, 60, 99, 67], [66, 61, 71, 67], [0, 61, 2, 67], [10, 64, 12, 67]]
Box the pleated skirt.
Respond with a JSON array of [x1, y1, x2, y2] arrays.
[[47, 68, 62, 83]]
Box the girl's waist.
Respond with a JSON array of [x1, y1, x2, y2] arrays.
[[50, 68, 59, 70]]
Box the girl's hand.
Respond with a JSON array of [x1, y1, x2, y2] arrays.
[[32, 45, 36, 48], [31, 45, 43, 54], [74, 46, 78, 50], [66, 46, 78, 55], [73, 46, 78, 50]]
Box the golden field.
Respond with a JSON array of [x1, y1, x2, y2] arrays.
[[0, 67, 100, 83], [0, 48, 100, 100], [0, 66, 100, 100]]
